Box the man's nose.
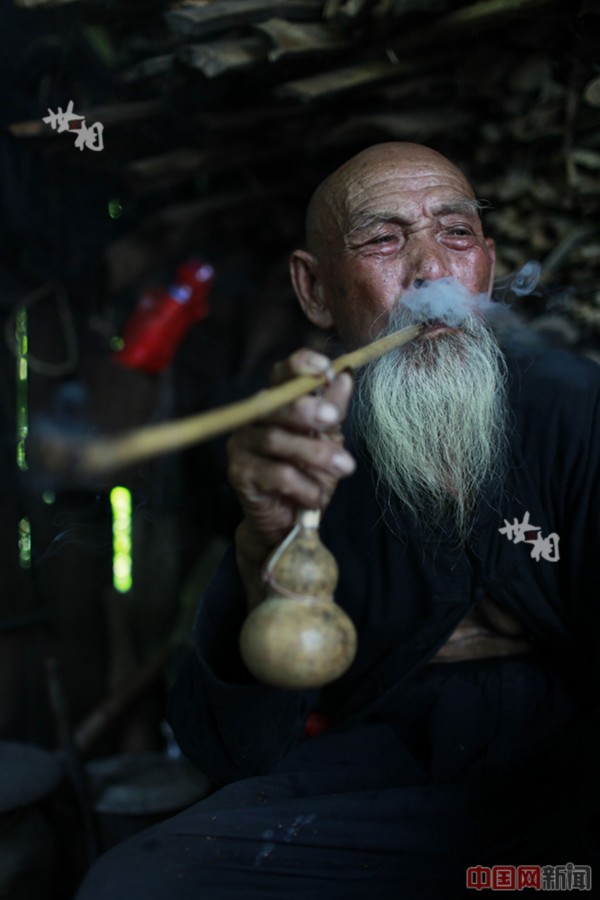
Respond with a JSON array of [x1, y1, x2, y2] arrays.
[[409, 237, 452, 285]]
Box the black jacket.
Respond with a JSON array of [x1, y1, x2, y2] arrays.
[[168, 347, 600, 788]]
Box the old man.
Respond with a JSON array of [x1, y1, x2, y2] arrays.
[[77, 143, 600, 899]]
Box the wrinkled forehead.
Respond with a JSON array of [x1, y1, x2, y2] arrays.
[[330, 157, 477, 229], [305, 147, 478, 255]]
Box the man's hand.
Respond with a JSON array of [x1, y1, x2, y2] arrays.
[[227, 349, 355, 610]]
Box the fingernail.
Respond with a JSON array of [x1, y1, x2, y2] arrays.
[[301, 352, 331, 374], [332, 453, 355, 474], [315, 402, 339, 424]]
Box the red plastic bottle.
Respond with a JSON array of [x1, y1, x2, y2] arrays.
[[115, 259, 214, 373]]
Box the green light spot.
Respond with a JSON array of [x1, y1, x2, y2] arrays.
[[110, 486, 132, 593], [42, 490, 56, 505], [15, 308, 28, 471], [108, 199, 123, 219], [110, 336, 125, 351], [82, 25, 118, 69], [18, 517, 31, 569], [16, 441, 27, 472]]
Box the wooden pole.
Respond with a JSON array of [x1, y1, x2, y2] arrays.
[[43, 323, 422, 477]]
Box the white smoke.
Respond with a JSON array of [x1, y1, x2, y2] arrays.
[[494, 259, 542, 300], [395, 262, 544, 348], [400, 277, 493, 327]]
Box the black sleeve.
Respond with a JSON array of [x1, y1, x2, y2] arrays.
[[166, 546, 319, 785], [559, 357, 600, 691], [515, 349, 600, 685]]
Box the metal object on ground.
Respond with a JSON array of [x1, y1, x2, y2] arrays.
[[85, 752, 212, 850], [0, 741, 64, 900]]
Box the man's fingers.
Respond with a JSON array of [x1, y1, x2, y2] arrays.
[[319, 370, 354, 418], [265, 394, 339, 432], [241, 426, 356, 478], [270, 349, 334, 386], [266, 348, 354, 434], [264, 372, 354, 432], [229, 452, 332, 512], [227, 350, 356, 562]]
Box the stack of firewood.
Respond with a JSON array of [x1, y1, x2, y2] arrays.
[[10, 0, 600, 351]]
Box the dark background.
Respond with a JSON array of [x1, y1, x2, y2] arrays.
[[1, 0, 599, 896]]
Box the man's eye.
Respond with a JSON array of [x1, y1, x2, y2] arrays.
[[371, 234, 396, 244], [447, 226, 473, 236]]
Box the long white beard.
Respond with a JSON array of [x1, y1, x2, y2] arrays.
[[353, 305, 508, 540]]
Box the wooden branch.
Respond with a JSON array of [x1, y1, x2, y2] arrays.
[[436, 0, 559, 28], [284, 0, 561, 103], [322, 109, 474, 144], [120, 54, 172, 85], [322, 0, 344, 17], [276, 59, 402, 101], [338, 0, 373, 18], [41, 324, 423, 477], [74, 640, 172, 755], [389, 0, 561, 53], [178, 35, 266, 77], [255, 18, 349, 61], [165, 0, 322, 39]]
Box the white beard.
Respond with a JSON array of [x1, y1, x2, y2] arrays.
[[353, 305, 508, 541]]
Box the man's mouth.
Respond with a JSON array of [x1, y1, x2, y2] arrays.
[[419, 319, 457, 339]]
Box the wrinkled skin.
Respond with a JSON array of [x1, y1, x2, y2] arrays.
[[228, 143, 496, 610], [290, 142, 495, 348]]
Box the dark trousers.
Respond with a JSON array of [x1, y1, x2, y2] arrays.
[[75, 657, 597, 899]]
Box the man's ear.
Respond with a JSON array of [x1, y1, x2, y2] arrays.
[[485, 238, 496, 295], [289, 249, 335, 330]]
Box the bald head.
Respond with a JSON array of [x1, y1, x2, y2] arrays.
[[305, 142, 476, 259], [290, 140, 494, 347]]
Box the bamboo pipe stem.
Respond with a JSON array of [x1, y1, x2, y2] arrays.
[[57, 323, 423, 476]]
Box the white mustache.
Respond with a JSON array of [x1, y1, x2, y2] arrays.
[[354, 304, 508, 541], [388, 277, 497, 329]]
